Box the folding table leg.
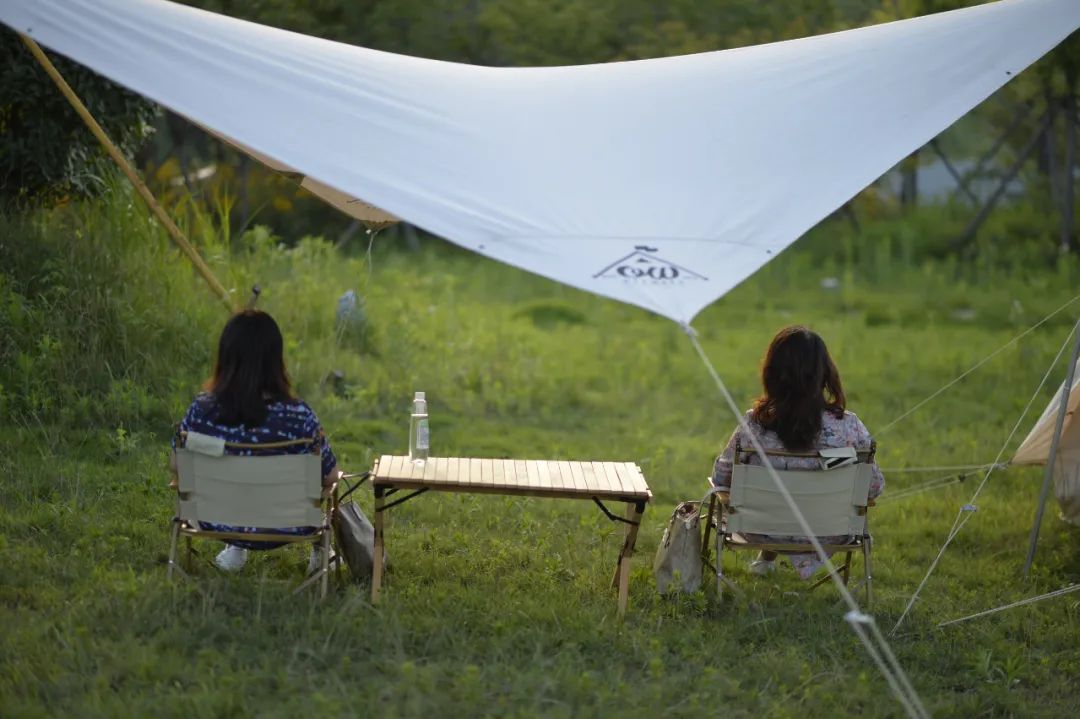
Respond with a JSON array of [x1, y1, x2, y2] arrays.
[[610, 502, 635, 589], [371, 485, 386, 604], [616, 501, 645, 618]]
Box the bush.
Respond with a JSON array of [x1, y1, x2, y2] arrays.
[[0, 28, 158, 202]]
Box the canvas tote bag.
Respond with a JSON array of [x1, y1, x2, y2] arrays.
[[332, 473, 387, 581], [653, 499, 704, 594]]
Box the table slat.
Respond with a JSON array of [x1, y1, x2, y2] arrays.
[[600, 462, 624, 493], [373, 456, 650, 499], [591, 461, 614, 494], [526, 460, 541, 489], [557, 461, 575, 495], [503, 459, 519, 489], [433, 457, 449, 483], [581, 462, 600, 493], [617, 463, 645, 496]]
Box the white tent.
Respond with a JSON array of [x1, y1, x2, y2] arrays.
[[2, 0, 1078, 324], [1014, 356, 1080, 526]]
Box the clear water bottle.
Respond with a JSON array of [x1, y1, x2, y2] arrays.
[[408, 391, 429, 464]]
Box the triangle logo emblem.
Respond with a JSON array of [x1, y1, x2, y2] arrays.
[[593, 246, 708, 281]]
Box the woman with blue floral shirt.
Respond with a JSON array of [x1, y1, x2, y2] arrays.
[[710, 326, 885, 579], [170, 310, 340, 573]]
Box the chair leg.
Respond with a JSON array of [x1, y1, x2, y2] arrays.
[[185, 536, 194, 572], [863, 537, 873, 608], [701, 495, 715, 576], [167, 520, 180, 582], [716, 531, 724, 600], [320, 531, 330, 600], [842, 551, 852, 585]]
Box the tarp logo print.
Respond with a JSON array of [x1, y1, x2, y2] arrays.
[[593, 246, 708, 284]]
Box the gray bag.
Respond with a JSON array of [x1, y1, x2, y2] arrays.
[[332, 474, 386, 581], [653, 500, 703, 594]]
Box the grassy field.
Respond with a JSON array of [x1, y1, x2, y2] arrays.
[[2, 186, 1080, 717]]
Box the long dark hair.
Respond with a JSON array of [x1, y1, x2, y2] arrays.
[[205, 310, 294, 426], [750, 326, 846, 450]]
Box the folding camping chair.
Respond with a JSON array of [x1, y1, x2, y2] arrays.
[[702, 441, 876, 606], [167, 431, 338, 599]]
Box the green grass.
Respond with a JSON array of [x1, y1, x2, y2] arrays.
[[3, 185, 1080, 717]]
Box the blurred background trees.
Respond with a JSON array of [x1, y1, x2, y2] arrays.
[[1, 0, 1077, 254]]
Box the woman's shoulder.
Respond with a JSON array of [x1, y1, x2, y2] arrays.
[[824, 409, 875, 443], [267, 397, 320, 421], [183, 392, 217, 417]]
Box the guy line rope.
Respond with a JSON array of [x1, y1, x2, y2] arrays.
[[877, 291, 1080, 437], [875, 467, 1003, 504], [682, 324, 929, 719], [938, 584, 1080, 628], [890, 321, 1078, 635]]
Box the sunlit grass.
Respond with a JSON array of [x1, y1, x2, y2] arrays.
[[2, 184, 1080, 716]]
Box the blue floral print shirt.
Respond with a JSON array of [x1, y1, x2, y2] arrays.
[[176, 393, 337, 477]]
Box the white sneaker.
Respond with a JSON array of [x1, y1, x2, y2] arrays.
[[749, 559, 776, 577], [307, 546, 337, 576], [214, 545, 248, 572]]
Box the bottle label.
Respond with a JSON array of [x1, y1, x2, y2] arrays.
[[417, 420, 430, 450]]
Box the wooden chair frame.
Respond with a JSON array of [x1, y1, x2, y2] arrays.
[[701, 441, 875, 606], [167, 431, 340, 599]]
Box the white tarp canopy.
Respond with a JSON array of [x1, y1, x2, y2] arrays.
[[2, 0, 1079, 323], [1013, 359, 1080, 525]]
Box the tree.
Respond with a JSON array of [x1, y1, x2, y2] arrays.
[[0, 29, 158, 202]]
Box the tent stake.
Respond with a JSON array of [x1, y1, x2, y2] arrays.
[[19, 34, 235, 312], [1023, 318, 1080, 575]]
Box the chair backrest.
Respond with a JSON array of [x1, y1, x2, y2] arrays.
[[174, 448, 324, 528], [727, 451, 872, 538]]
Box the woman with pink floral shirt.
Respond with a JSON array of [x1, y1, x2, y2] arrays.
[[710, 326, 885, 579]]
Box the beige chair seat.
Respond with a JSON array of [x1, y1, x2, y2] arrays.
[[702, 441, 876, 605], [167, 431, 338, 598]]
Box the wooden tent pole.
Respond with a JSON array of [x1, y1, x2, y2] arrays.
[[20, 34, 236, 312], [1023, 318, 1080, 575]]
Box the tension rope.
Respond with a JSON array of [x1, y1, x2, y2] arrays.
[[890, 322, 1078, 634], [938, 584, 1080, 628], [877, 291, 1080, 437]]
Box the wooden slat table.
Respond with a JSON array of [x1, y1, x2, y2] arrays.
[[370, 455, 652, 616]]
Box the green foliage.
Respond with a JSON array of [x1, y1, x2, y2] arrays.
[[3, 182, 1080, 715], [0, 29, 157, 202]]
